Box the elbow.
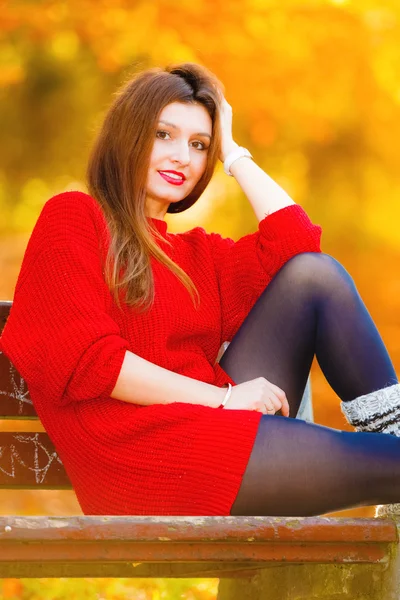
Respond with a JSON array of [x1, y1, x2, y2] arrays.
[[64, 338, 128, 403]]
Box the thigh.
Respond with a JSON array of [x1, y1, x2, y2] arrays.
[[219, 254, 318, 416], [229, 414, 400, 517]]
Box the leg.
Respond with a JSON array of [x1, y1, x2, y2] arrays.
[[231, 414, 400, 516], [219, 252, 397, 416], [218, 252, 399, 515]]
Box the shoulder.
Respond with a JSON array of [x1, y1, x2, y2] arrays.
[[176, 225, 224, 243], [29, 191, 109, 254], [42, 190, 105, 222], [179, 225, 235, 250], [173, 225, 216, 251], [174, 225, 235, 257], [41, 190, 107, 233], [177, 225, 208, 239]]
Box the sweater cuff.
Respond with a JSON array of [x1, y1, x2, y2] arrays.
[[259, 204, 320, 240], [63, 336, 129, 405]]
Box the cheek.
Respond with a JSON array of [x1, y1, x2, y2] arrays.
[[149, 142, 163, 168], [193, 154, 208, 178]]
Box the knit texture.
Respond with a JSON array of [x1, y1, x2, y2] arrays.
[[340, 383, 400, 435], [375, 503, 400, 518], [0, 191, 322, 515]]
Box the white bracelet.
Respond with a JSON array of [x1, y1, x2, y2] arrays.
[[219, 383, 232, 409], [223, 146, 253, 176]]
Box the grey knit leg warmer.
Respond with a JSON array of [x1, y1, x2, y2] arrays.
[[341, 383, 400, 436], [340, 383, 400, 518]]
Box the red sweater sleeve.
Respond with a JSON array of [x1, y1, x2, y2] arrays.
[[0, 192, 129, 407], [208, 204, 322, 342]]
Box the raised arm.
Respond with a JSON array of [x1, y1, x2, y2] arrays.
[[218, 94, 297, 220]]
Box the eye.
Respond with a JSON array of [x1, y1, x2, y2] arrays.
[[191, 141, 208, 151], [156, 130, 171, 140]]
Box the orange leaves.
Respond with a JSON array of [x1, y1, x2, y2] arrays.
[[250, 111, 277, 147], [1, 579, 23, 598], [0, 577, 219, 599]]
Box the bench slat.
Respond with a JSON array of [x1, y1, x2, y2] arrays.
[[0, 302, 11, 331], [0, 302, 38, 419], [1, 539, 392, 565], [0, 353, 37, 420], [0, 560, 268, 579], [1, 516, 396, 543], [0, 516, 396, 567], [0, 432, 71, 488]]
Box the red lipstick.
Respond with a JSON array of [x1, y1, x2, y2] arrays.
[[158, 171, 186, 186]]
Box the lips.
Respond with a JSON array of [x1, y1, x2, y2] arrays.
[[158, 171, 186, 186]]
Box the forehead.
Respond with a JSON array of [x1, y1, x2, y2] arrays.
[[158, 102, 212, 134]]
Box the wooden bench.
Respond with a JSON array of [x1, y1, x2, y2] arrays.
[[1, 300, 400, 598]]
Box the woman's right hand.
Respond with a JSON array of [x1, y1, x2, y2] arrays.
[[222, 377, 290, 417]]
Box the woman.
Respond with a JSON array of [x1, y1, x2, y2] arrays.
[[1, 62, 400, 517]]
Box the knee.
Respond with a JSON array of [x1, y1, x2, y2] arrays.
[[285, 252, 343, 272], [279, 252, 355, 294]]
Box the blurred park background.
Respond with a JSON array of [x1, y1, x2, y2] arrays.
[[1, 0, 400, 597]]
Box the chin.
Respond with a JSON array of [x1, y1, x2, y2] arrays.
[[153, 187, 187, 201]]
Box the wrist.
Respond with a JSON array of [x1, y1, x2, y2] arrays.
[[221, 141, 239, 162], [223, 146, 253, 177], [219, 383, 233, 408], [209, 385, 230, 408]]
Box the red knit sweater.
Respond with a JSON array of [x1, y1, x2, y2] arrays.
[[0, 191, 322, 515]]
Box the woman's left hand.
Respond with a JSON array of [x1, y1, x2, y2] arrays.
[[217, 93, 239, 163]]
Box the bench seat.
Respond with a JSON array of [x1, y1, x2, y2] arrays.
[[0, 515, 396, 578]]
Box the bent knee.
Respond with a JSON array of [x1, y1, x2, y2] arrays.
[[285, 252, 340, 270], [279, 252, 354, 292]]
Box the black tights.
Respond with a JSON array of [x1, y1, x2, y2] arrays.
[[219, 252, 400, 516]]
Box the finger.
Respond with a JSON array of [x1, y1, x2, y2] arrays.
[[256, 399, 275, 415], [215, 87, 224, 105], [267, 392, 283, 413], [268, 381, 286, 402], [263, 396, 279, 415], [261, 404, 275, 416], [268, 383, 290, 417], [270, 390, 289, 417], [280, 396, 290, 417]]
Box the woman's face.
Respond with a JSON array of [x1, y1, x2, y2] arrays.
[[145, 101, 212, 219]]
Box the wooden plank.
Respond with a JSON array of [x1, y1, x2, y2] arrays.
[[0, 517, 396, 566], [0, 432, 71, 488], [0, 516, 396, 544], [0, 561, 268, 579], [0, 302, 38, 419], [0, 354, 38, 420], [1, 539, 393, 565], [0, 301, 11, 332]]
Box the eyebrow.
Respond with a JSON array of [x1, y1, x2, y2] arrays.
[[158, 120, 211, 140]]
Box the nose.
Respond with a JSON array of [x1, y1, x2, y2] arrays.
[[171, 141, 191, 166]]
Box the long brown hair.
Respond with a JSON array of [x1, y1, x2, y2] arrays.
[[86, 63, 223, 312]]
